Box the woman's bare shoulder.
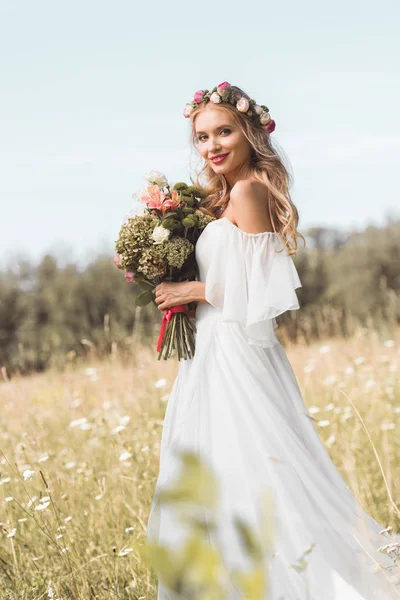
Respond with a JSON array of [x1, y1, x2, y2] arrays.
[[229, 179, 273, 233], [230, 178, 268, 201]]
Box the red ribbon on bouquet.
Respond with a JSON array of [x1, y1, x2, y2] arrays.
[[156, 304, 189, 352]]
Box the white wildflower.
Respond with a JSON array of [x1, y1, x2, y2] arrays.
[[319, 345, 331, 354], [383, 340, 395, 348], [35, 500, 51, 511], [22, 469, 35, 481], [380, 423, 395, 431], [154, 378, 167, 389], [325, 434, 336, 448], [118, 547, 134, 557], [119, 451, 132, 462], [69, 417, 88, 428]]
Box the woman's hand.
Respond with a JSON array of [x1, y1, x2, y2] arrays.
[[154, 281, 194, 311]]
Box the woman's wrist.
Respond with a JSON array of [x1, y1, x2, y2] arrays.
[[188, 281, 206, 304]]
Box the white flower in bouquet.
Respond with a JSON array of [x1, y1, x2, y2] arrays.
[[152, 225, 170, 245], [143, 170, 168, 187]]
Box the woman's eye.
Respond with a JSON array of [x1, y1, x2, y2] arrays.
[[198, 128, 231, 143]]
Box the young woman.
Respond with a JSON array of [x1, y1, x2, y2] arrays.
[[146, 82, 400, 599]]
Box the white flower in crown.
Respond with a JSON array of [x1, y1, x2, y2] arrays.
[[183, 103, 195, 118], [236, 96, 250, 113], [143, 170, 168, 187], [259, 111, 271, 125], [254, 104, 263, 115], [209, 92, 222, 103]]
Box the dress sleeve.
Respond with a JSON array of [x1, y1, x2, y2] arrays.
[[204, 221, 302, 348]]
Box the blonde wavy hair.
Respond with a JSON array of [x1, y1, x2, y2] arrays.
[[188, 85, 306, 256]]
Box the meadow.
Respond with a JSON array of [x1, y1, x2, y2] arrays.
[[0, 324, 399, 598]]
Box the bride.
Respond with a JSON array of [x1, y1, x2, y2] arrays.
[[146, 81, 400, 599]]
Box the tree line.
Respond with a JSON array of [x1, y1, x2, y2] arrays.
[[0, 217, 399, 377]]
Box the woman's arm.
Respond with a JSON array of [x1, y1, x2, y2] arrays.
[[155, 280, 208, 311], [189, 281, 207, 304]]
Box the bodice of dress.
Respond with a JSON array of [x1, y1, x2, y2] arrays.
[[194, 217, 303, 348]]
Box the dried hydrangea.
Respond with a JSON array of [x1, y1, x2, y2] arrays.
[[196, 212, 215, 230], [137, 244, 168, 279], [115, 214, 159, 270], [164, 237, 194, 269]]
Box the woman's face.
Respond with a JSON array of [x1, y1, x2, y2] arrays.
[[193, 105, 253, 185]]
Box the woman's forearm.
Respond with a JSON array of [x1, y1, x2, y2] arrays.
[[188, 281, 208, 304]]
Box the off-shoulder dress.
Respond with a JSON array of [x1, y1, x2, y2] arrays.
[[147, 217, 400, 600]]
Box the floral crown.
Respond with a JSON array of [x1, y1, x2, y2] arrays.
[[183, 81, 276, 134]]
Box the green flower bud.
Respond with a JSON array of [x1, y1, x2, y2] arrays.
[[182, 216, 197, 228], [173, 182, 189, 191], [162, 217, 181, 231]]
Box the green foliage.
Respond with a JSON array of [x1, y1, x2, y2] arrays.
[[135, 289, 154, 307], [145, 450, 275, 598], [0, 218, 399, 375]]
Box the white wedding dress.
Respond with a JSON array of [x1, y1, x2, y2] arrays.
[[146, 217, 400, 599]]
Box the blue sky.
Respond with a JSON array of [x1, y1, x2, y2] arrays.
[[1, 0, 399, 267]]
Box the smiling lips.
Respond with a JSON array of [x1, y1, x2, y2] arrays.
[[210, 153, 229, 164]]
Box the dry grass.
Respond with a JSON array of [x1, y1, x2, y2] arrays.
[[0, 326, 399, 598]]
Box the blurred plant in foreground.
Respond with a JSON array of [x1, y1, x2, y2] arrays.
[[143, 450, 280, 599]]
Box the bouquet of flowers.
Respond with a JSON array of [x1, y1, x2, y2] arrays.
[[114, 170, 215, 361]]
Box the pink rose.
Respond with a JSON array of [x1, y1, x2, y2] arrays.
[[193, 90, 204, 103], [210, 92, 221, 103], [236, 96, 250, 113], [259, 111, 271, 125], [217, 81, 230, 95], [265, 119, 276, 134], [113, 255, 124, 270], [124, 270, 135, 283]]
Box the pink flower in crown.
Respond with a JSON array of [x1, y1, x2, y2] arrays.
[[236, 96, 250, 112], [161, 191, 181, 215], [193, 90, 204, 104], [217, 81, 230, 95], [124, 270, 135, 283], [265, 119, 276, 134]]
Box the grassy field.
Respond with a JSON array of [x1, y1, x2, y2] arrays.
[[0, 326, 399, 598]]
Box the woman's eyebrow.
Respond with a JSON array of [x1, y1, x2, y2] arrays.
[[195, 124, 232, 135]]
